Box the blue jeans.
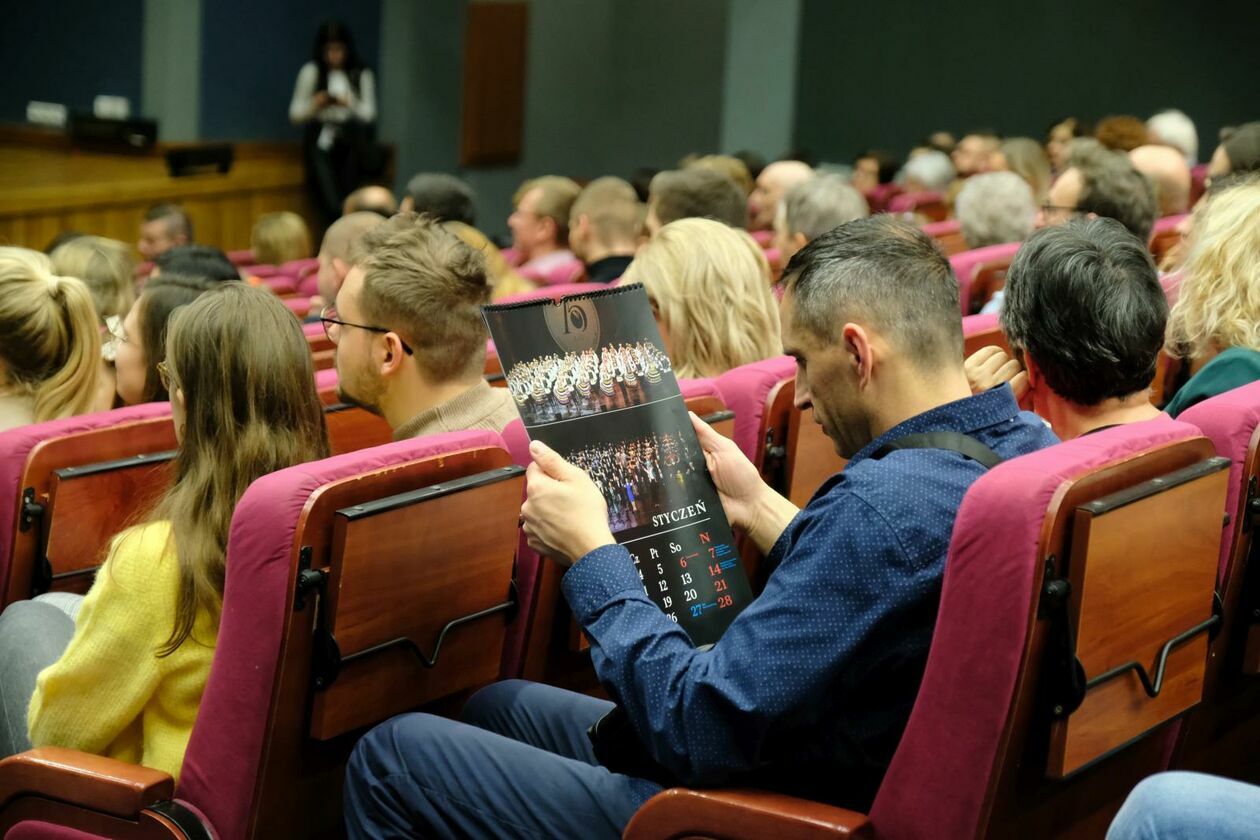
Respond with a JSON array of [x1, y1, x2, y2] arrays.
[[1108, 771, 1260, 840], [344, 680, 663, 839]]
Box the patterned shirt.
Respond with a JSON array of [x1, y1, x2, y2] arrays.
[[562, 385, 1058, 809]]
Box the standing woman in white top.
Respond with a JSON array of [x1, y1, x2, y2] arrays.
[[290, 21, 378, 227]]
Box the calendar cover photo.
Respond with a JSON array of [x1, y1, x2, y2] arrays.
[[484, 285, 752, 646]]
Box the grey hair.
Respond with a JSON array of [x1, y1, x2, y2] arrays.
[[783, 215, 961, 369], [900, 150, 956, 193], [781, 173, 869, 241], [955, 172, 1036, 249], [1147, 109, 1199, 164]]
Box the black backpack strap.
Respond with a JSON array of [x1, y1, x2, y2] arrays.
[[869, 431, 1004, 470]]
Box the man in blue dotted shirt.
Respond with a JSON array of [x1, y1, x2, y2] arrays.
[[343, 216, 1059, 839]]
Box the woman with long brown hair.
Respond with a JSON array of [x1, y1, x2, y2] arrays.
[[0, 283, 329, 777]]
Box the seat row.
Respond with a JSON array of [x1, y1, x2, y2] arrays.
[[2, 348, 1257, 838]]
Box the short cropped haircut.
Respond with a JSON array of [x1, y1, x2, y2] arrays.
[[144, 203, 193, 241], [570, 177, 640, 245], [955, 172, 1036, 249], [1001, 217, 1166, 406], [405, 173, 477, 226], [649, 168, 746, 228], [514, 176, 581, 245], [1076, 150, 1159, 241], [783, 216, 961, 370], [153, 245, 238, 282], [355, 213, 491, 382], [781, 173, 869, 241]]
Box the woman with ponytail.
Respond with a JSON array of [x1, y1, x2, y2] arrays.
[[0, 247, 102, 431], [0, 283, 329, 778]]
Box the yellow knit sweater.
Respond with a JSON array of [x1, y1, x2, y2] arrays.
[[28, 521, 218, 780]]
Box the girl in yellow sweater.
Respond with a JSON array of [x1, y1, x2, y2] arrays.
[[0, 283, 329, 779]]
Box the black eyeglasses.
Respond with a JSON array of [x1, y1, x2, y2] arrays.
[[320, 305, 414, 355]]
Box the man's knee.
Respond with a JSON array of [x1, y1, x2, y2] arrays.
[[462, 679, 533, 728]]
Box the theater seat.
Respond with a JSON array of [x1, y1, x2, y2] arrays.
[[0, 430, 523, 839], [922, 218, 968, 257], [494, 282, 606, 305], [961, 312, 1011, 356], [1149, 214, 1188, 267], [1174, 381, 1260, 782], [279, 257, 319, 279], [0, 405, 176, 606], [261, 275, 298, 296], [226, 249, 255, 266], [626, 419, 1228, 839], [862, 184, 902, 214], [950, 241, 1021, 315], [888, 190, 947, 222]]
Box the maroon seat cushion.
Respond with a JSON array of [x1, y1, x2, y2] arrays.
[[870, 417, 1199, 838], [949, 241, 1021, 315], [177, 429, 507, 840], [715, 356, 796, 462]]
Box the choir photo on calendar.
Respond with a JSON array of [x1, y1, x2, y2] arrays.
[[504, 339, 676, 426], [565, 429, 708, 533]]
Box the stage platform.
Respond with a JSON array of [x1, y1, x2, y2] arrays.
[[0, 125, 315, 253]]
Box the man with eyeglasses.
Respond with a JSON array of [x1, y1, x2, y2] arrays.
[[322, 213, 517, 439], [1037, 145, 1157, 242]]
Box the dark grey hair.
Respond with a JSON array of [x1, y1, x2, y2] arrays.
[[1074, 150, 1159, 241], [781, 173, 869, 242], [783, 215, 961, 369], [404, 173, 478, 227], [1000, 216, 1166, 405]]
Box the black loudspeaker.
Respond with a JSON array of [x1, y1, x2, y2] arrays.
[[67, 114, 158, 152], [164, 144, 235, 177]]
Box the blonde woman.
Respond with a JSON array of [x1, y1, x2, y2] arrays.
[[0, 248, 101, 431], [621, 218, 781, 379], [992, 137, 1053, 205], [0, 283, 329, 777], [1164, 177, 1260, 416], [251, 211, 313, 266], [51, 236, 138, 412]]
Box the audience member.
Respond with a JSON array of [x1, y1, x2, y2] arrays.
[[899, 150, 955, 194], [688, 154, 754, 195], [955, 172, 1036, 250], [0, 284, 329, 775], [924, 130, 957, 154], [138, 204, 192, 262], [1207, 122, 1260, 180], [0, 248, 101, 431], [312, 211, 384, 312], [342, 216, 1056, 837], [1146, 109, 1199, 165], [951, 131, 1001, 178], [1095, 115, 1149, 152], [991, 137, 1052, 204], [1042, 146, 1158, 241], [151, 245, 240, 283], [1163, 177, 1260, 416], [401, 172, 532, 299], [621, 218, 780, 378], [50, 235, 138, 411], [1108, 772, 1260, 840], [1128, 144, 1192, 216], [508, 176, 582, 274], [647, 168, 748, 235], [342, 185, 397, 217], [1045, 116, 1089, 173], [732, 149, 766, 182], [746, 159, 814, 231], [43, 230, 84, 255], [326, 213, 516, 438], [774, 173, 869, 263], [851, 149, 900, 193], [568, 177, 640, 283], [250, 211, 313, 266], [966, 218, 1166, 438], [114, 275, 215, 405]]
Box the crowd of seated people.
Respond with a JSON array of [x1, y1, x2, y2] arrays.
[[1, 102, 1260, 840]]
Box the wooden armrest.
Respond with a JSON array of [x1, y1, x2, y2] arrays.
[[0, 748, 173, 819], [623, 787, 872, 840]]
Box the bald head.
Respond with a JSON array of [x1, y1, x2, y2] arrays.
[[1129, 144, 1191, 216], [748, 160, 815, 230], [318, 211, 386, 302], [342, 185, 398, 218]]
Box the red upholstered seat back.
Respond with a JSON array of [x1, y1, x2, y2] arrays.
[[715, 356, 797, 465], [871, 418, 1203, 839], [949, 241, 1021, 315], [176, 429, 508, 840], [494, 282, 608, 305], [517, 256, 585, 286], [0, 404, 174, 604]]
